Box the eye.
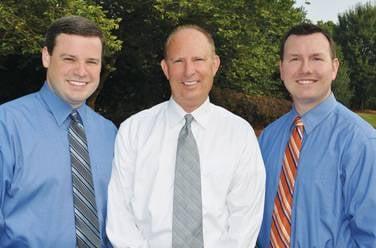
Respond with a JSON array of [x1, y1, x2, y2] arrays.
[[289, 57, 299, 62], [87, 60, 100, 65], [62, 57, 75, 62], [172, 59, 183, 64], [193, 57, 205, 62]]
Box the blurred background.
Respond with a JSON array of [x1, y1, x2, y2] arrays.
[[1, 0, 375, 129]]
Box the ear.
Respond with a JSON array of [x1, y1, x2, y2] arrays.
[[160, 59, 170, 80], [41, 47, 51, 69], [279, 60, 284, 81], [211, 55, 221, 76], [331, 58, 340, 81]]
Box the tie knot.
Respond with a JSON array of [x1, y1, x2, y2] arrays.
[[70, 110, 82, 124], [294, 116, 304, 127], [184, 114, 194, 126]]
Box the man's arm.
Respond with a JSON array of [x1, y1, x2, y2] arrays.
[[0, 124, 6, 235], [225, 129, 266, 248], [0, 111, 14, 236], [106, 121, 149, 248], [344, 135, 376, 247]]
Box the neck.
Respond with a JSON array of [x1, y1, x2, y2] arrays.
[[294, 92, 332, 115]]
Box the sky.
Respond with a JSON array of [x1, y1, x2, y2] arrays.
[[294, 0, 373, 23]]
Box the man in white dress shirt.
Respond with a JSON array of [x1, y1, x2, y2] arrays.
[[106, 24, 265, 248]]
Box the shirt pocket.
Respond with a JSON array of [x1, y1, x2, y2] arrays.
[[201, 158, 235, 214]]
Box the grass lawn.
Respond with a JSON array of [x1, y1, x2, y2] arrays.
[[357, 111, 376, 128]]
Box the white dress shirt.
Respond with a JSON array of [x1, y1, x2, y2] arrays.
[[106, 98, 265, 248]]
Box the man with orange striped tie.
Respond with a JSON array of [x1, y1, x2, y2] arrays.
[[257, 23, 376, 247]]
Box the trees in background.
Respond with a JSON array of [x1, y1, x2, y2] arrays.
[[334, 2, 376, 109], [0, 0, 121, 56], [94, 0, 304, 124], [154, 0, 304, 95], [1, 1, 375, 126], [0, 0, 121, 105], [317, 21, 352, 106]]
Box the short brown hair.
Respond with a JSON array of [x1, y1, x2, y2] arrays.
[[45, 15, 104, 54], [280, 23, 336, 60]]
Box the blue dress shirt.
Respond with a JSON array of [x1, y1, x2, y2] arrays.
[[257, 94, 376, 247], [0, 83, 117, 247]]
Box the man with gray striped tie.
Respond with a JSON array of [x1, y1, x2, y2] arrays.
[[106, 24, 265, 248], [0, 16, 117, 247]]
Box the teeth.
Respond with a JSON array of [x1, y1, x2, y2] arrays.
[[183, 80, 198, 86], [297, 80, 315, 85], [69, 80, 86, 86]]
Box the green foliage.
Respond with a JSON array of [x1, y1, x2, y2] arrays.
[[332, 61, 353, 107], [0, 0, 122, 108], [334, 2, 376, 110], [0, 0, 122, 57], [0, 1, 44, 55], [153, 0, 304, 96], [357, 111, 376, 128], [210, 86, 292, 129], [94, 0, 173, 124], [317, 21, 353, 106], [95, 0, 305, 125]]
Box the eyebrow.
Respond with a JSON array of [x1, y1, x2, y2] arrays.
[[310, 53, 326, 57], [59, 53, 101, 62], [87, 58, 101, 63], [60, 53, 76, 58], [285, 52, 326, 57], [168, 56, 183, 61]]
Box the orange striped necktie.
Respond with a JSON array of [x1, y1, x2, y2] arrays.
[[270, 116, 304, 248]]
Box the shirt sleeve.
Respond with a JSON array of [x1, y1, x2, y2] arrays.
[[224, 128, 266, 247], [0, 121, 5, 233], [106, 120, 149, 248], [0, 113, 15, 234], [343, 135, 376, 247]]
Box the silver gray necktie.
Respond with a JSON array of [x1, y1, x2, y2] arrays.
[[172, 114, 204, 248], [68, 111, 100, 248]]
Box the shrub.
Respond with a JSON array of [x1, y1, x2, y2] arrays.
[[210, 86, 291, 130]]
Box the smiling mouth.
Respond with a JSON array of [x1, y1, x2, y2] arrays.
[[68, 80, 88, 86], [296, 79, 317, 85], [183, 80, 199, 86]]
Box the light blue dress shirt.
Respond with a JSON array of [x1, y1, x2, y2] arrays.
[[257, 94, 376, 247], [0, 83, 117, 247]]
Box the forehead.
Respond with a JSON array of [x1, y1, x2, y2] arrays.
[[166, 28, 213, 57], [284, 33, 331, 55], [54, 33, 102, 54]]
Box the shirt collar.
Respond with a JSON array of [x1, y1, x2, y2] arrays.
[[39, 82, 88, 127], [290, 93, 337, 134], [167, 97, 211, 129]]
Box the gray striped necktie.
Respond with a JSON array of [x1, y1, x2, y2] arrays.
[[68, 111, 100, 248], [172, 114, 203, 248]]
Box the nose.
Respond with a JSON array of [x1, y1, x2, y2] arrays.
[[73, 62, 88, 77], [184, 60, 195, 77], [300, 59, 312, 74]]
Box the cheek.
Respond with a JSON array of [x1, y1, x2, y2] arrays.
[[319, 67, 335, 80], [87, 67, 101, 79], [54, 63, 73, 76], [169, 80, 181, 92], [48, 66, 65, 80], [280, 68, 292, 82], [280, 64, 294, 79]]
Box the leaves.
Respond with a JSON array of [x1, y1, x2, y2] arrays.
[[0, 0, 122, 56], [92, 0, 306, 123], [139, 0, 305, 96], [335, 2, 376, 109]]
